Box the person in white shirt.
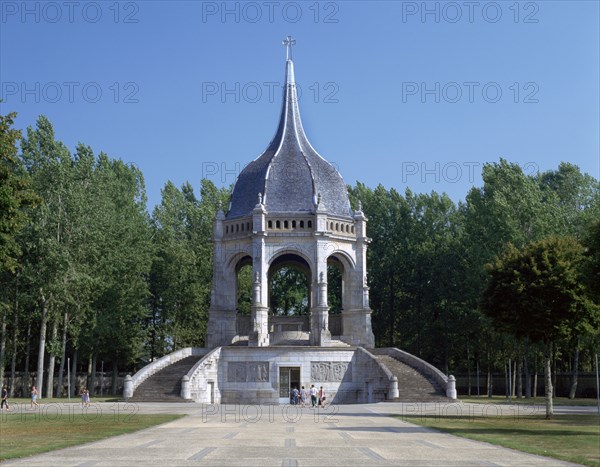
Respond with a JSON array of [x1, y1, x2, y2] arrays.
[[309, 384, 318, 407]]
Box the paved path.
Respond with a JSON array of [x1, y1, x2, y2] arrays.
[[5, 402, 583, 466]]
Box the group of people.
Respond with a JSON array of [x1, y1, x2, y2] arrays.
[[1, 385, 41, 410], [290, 384, 326, 408], [0, 384, 92, 410]]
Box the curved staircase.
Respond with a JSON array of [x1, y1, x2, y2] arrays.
[[128, 356, 200, 402], [369, 349, 449, 402]]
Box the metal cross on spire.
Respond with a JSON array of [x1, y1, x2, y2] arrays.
[[282, 35, 296, 60]]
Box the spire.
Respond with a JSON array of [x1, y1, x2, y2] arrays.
[[266, 36, 310, 156], [226, 37, 352, 219]]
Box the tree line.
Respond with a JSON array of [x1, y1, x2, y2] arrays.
[[1, 113, 599, 402], [348, 160, 599, 410]]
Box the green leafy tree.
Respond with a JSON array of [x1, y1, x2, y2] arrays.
[[0, 112, 38, 273], [0, 111, 38, 387], [148, 179, 229, 358], [481, 236, 598, 417], [269, 267, 309, 315]]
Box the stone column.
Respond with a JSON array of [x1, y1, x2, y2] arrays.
[[207, 205, 238, 348], [249, 272, 269, 346], [181, 375, 191, 399], [341, 204, 375, 347], [310, 271, 331, 346], [249, 196, 269, 346], [446, 375, 457, 399], [123, 375, 133, 399]]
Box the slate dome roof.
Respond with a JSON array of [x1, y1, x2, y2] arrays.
[[227, 57, 352, 220]]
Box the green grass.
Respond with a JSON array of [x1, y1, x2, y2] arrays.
[[459, 395, 599, 406], [397, 413, 600, 467], [0, 407, 183, 461]]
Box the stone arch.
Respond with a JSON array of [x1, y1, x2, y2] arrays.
[[267, 250, 314, 314], [225, 249, 253, 274], [326, 250, 356, 271], [268, 247, 315, 276], [327, 251, 355, 314]]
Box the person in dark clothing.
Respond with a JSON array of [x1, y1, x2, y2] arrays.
[[1, 385, 10, 411]]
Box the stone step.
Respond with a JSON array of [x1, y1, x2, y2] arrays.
[[130, 355, 202, 402], [371, 352, 450, 403]]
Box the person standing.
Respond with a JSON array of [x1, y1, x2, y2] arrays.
[[30, 385, 39, 409], [1, 385, 10, 411], [300, 386, 307, 408], [309, 384, 318, 407], [319, 386, 326, 408]]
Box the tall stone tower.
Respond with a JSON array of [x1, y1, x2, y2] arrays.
[[207, 37, 374, 349]]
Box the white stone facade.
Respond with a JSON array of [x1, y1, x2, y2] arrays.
[[184, 347, 392, 404], [206, 202, 375, 348]]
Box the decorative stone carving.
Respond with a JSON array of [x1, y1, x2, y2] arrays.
[[311, 361, 351, 382], [248, 362, 269, 382], [228, 361, 270, 382]]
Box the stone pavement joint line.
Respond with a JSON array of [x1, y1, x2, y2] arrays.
[[418, 439, 443, 449], [358, 447, 386, 461], [188, 447, 216, 460], [282, 460, 298, 467], [284, 438, 296, 448]]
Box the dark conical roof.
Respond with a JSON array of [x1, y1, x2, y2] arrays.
[[227, 58, 352, 219]]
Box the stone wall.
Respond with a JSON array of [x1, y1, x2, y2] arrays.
[[185, 346, 392, 404], [352, 347, 394, 403], [186, 347, 222, 403]]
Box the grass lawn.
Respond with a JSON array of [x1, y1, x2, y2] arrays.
[[398, 413, 600, 467], [0, 407, 183, 461], [459, 395, 599, 407]]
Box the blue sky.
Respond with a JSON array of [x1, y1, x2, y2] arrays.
[[2, 1, 599, 209]]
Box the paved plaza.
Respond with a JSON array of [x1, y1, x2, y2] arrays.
[[5, 402, 584, 466]]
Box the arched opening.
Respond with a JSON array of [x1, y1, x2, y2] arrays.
[[235, 256, 253, 316], [327, 257, 343, 314], [268, 253, 311, 316]]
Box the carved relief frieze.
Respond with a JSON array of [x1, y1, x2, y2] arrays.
[[311, 361, 351, 382], [227, 361, 270, 382]]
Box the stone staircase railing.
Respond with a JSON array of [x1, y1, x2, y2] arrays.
[[181, 347, 222, 403], [124, 347, 206, 399], [356, 347, 399, 400], [374, 347, 456, 399]]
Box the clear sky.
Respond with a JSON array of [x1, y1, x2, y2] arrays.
[[2, 1, 599, 209]]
